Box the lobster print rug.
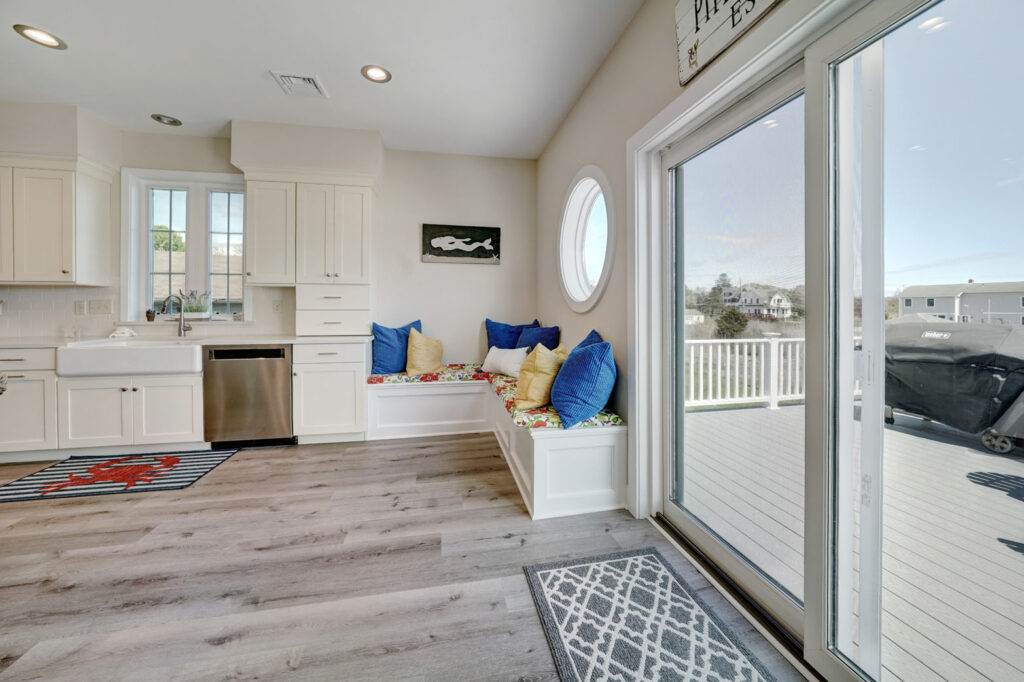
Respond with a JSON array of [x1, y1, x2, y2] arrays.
[[0, 450, 237, 502]]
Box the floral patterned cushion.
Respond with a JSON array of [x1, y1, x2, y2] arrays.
[[488, 374, 623, 429], [368, 363, 490, 384]]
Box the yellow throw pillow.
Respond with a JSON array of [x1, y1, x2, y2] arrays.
[[515, 343, 568, 410], [406, 328, 443, 377]]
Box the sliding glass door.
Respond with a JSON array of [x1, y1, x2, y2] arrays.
[[663, 72, 807, 636]]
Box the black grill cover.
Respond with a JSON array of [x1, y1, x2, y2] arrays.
[[885, 320, 1024, 434]]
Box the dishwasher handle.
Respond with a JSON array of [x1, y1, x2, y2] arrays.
[[207, 347, 289, 361]]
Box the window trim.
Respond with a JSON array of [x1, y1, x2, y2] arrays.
[[120, 169, 247, 323], [558, 164, 616, 313], [926, 297, 935, 307], [904, 298, 912, 307]]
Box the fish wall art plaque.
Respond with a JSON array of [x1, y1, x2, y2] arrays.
[[421, 224, 501, 264]]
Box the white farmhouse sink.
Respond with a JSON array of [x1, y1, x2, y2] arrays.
[[57, 338, 203, 376]]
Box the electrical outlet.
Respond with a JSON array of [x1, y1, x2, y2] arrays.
[[272, 299, 283, 314], [74, 300, 87, 316], [88, 299, 113, 315]]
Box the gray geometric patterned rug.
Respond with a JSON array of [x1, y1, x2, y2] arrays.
[[524, 547, 776, 681]]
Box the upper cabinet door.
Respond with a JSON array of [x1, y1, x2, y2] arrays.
[[0, 167, 12, 282], [245, 181, 295, 285], [333, 186, 370, 283], [13, 169, 74, 282], [296, 183, 335, 284]]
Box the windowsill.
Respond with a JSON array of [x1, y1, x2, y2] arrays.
[[117, 318, 255, 328]]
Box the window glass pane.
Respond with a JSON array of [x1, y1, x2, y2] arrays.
[[210, 274, 228, 311], [672, 95, 805, 603], [170, 274, 187, 299], [210, 192, 228, 233], [170, 189, 187, 230], [170, 231, 186, 274], [151, 274, 170, 310], [152, 231, 172, 273], [583, 194, 608, 287], [210, 234, 228, 273], [229, 192, 244, 234], [228, 234, 243, 274], [152, 189, 170, 229]]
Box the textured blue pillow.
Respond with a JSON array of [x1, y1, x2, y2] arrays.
[[575, 329, 604, 349], [550, 341, 617, 428], [486, 318, 540, 349], [516, 325, 560, 352], [371, 320, 422, 374]]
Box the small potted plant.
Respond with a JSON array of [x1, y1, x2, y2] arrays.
[[179, 289, 211, 320]]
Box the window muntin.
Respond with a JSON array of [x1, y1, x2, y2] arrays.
[[559, 166, 614, 312]]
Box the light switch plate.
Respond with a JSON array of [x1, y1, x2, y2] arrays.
[[88, 299, 113, 315], [74, 300, 87, 316]]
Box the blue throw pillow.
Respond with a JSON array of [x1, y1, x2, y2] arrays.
[[485, 318, 540, 350], [551, 341, 617, 429], [516, 325, 560, 352], [575, 329, 603, 349], [371, 320, 422, 374]]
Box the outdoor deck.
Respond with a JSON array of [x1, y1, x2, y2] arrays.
[[683, 405, 1024, 681]]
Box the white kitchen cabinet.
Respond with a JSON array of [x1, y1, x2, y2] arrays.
[[0, 167, 12, 281], [0, 159, 113, 286], [244, 181, 295, 285], [0, 371, 57, 452], [296, 184, 370, 285], [292, 339, 367, 438], [58, 375, 203, 449], [133, 375, 204, 445], [13, 168, 74, 283], [58, 377, 133, 449]]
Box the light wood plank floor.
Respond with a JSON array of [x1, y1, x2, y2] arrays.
[[683, 406, 1024, 682], [0, 433, 800, 681]]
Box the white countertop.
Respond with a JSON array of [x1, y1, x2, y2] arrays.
[[0, 335, 373, 349]]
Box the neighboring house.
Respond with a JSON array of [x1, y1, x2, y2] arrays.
[[722, 287, 794, 319], [898, 281, 1024, 326], [684, 308, 705, 325]]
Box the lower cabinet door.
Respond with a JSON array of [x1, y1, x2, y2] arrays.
[[58, 377, 133, 448], [293, 362, 366, 436], [132, 375, 204, 445], [0, 371, 57, 452]]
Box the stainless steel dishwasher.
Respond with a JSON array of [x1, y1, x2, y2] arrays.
[[203, 345, 293, 444]]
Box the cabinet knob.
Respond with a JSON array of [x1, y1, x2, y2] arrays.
[[293, 372, 297, 377], [132, 387, 139, 392], [121, 387, 128, 392], [61, 269, 70, 274], [246, 272, 252, 276]]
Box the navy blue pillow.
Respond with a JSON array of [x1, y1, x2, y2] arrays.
[[550, 341, 617, 429], [371, 320, 422, 374], [516, 325, 560, 352], [486, 318, 540, 350], [576, 329, 603, 349]]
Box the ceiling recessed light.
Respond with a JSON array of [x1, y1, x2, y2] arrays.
[[13, 24, 66, 49], [151, 113, 183, 127], [361, 65, 392, 83]]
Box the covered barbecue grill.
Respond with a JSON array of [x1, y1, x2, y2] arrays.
[[885, 317, 1024, 454]]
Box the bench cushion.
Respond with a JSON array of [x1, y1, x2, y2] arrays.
[[489, 374, 623, 429], [368, 363, 489, 384]]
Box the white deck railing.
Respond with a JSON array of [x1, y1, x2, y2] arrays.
[[683, 336, 805, 408]]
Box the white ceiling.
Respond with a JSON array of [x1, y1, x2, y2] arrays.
[[0, 0, 643, 159]]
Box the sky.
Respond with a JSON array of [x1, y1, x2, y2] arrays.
[[678, 0, 1024, 295]]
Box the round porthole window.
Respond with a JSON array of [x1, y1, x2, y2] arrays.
[[559, 165, 615, 313]]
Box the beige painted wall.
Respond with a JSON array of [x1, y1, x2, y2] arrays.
[[230, 120, 383, 176], [377, 149, 537, 362], [535, 0, 683, 413], [121, 132, 237, 174]]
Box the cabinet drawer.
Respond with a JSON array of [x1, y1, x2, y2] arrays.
[[296, 284, 371, 311], [0, 348, 56, 371], [296, 311, 371, 336], [294, 343, 366, 365]]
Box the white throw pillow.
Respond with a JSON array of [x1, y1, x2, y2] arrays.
[[482, 346, 529, 378]]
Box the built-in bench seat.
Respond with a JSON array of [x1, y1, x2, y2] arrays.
[[365, 363, 627, 519]]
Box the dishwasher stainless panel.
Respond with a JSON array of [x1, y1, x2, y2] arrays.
[[203, 345, 292, 443]]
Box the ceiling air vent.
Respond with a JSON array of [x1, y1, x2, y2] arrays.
[[270, 71, 329, 98]]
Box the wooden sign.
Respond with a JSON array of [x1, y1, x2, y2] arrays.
[[676, 0, 781, 85]]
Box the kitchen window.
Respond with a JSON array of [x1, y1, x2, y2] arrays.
[[122, 170, 248, 322]]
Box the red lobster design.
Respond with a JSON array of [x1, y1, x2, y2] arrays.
[[38, 455, 181, 495]]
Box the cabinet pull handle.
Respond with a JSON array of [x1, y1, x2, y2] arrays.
[[323, 296, 342, 300], [317, 352, 338, 355], [0, 358, 25, 362], [5, 374, 25, 379], [332, 273, 339, 277], [323, 321, 342, 325], [61, 269, 70, 274]]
